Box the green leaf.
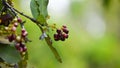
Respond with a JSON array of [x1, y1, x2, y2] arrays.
[[31, 0, 62, 63], [0, 43, 21, 63], [30, 0, 49, 25], [0, 0, 3, 11], [103, 0, 111, 8], [37, 15, 47, 26]]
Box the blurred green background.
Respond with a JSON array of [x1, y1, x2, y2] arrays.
[[13, 0, 120, 68]]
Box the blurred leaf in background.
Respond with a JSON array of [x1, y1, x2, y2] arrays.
[[11, 0, 120, 68]]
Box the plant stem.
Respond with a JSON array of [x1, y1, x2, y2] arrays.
[[13, 8, 40, 25], [2, 0, 62, 63], [4, 1, 43, 28]]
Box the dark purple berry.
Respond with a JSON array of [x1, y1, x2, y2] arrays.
[[57, 29, 61, 34], [62, 25, 67, 28], [62, 28, 69, 34], [22, 31, 28, 37], [23, 46, 27, 52], [18, 47, 23, 52], [54, 34, 58, 38], [60, 35, 65, 41], [17, 18, 22, 23], [15, 43, 20, 50], [20, 43, 25, 48], [21, 29, 26, 33], [0, 14, 13, 26], [58, 33, 62, 37], [54, 34, 58, 39], [54, 34, 59, 41], [11, 34, 16, 40], [63, 34, 68, 38], [8, 36, 13, 42], [54, 38, 59, 41], [8, 34, 16, 42]]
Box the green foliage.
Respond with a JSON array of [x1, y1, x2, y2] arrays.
[[0, 43, 21, 63], [0, 0, 3, 10], [30, 0, 62, 63], [103, 0, 111, 8], [30, 0, 49, 25], [0, 0, 63, 67]]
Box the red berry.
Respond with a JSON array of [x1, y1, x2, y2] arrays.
[[17, 18, 22, 23]]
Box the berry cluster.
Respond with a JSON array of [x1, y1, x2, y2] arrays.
[[15, 42, 27, 53], [7, 18, 28, 53], [0, 13, 13, 26], [54, 25, 69, 41]]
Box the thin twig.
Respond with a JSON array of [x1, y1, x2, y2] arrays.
[[13, 8, 40, 25], [3, 0, 43, 28]]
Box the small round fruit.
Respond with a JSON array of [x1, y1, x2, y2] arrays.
[[8, 36, 13, 42], [17, 18, 22, 23], [16, 36, 21, 42], [54, 34, 58, 38], [23, 46, 27, 52], [63, 34, 68, 38], [14, 22, 18, 27], [62, 25, 67, 28], [22, 31, 28, 37], [57, 29, 62, 34], [54, 34, 59, 41], [54, 38, 59, 41], [60, 36, 65, 41], [8, 34, 16, 42], [18, 47, 23, 52], [15, 43, 20, 49], [21, 28, 26, 33], [20, 43, 25, 48], [11, 26, 16, 31], [62, 28, 69, 34]]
